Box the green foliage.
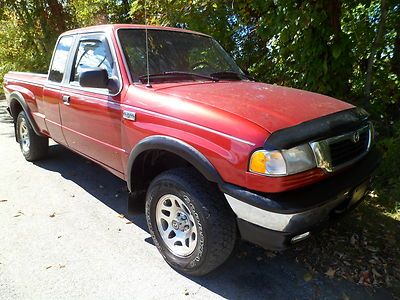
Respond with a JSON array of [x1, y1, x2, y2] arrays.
[[0, 17, 48, 78], [70, 0, 131, 26], [0, 0, 73, 80], [375, 122, 400, 216]]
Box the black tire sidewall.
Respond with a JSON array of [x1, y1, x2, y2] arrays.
[[146, 177, 209, 273]]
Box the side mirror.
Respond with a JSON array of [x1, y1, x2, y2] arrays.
[[79, 68, 119, 93]]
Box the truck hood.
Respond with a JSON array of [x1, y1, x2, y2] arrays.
[[154, 81, 353, 133]]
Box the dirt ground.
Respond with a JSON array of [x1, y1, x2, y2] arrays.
[[0, 99, 393, 299]]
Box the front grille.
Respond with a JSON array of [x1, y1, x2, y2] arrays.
[[329, 129, 370, 167], [310, 124, 372, 172]]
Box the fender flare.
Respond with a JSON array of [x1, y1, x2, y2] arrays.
[[9, 91, 43, 137], [127, 135, 223, 192]]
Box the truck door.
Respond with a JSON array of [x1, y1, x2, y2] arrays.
[[42, 35, 75, 145], [59, 33, 124, 174]]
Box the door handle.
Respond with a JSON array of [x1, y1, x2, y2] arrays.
[[62, 95, 71, 105]]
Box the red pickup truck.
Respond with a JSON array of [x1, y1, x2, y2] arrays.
[[3, 24, 379, 275]]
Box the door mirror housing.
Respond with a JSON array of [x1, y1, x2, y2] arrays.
[[79, 68, 119, 94]]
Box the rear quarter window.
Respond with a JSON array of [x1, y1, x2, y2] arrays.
[[48, 36, 74, 83]]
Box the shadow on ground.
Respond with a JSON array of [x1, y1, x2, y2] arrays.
[[29, 143, 393, 300]]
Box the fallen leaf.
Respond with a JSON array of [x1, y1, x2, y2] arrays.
[[49, 213, 56, 218], [325, 268, 336, 278], [117, 214, 125, 219], [125, 221, 132, 224], [59, 264, 65, 269], [342, 292, 350, 300], [57, 236, 62, 239], [366, 246, 379, 253], [303, 272, 313, 282], [385, 274, 391, 287], [335, 252, 344, 259], [46, 266, 52, 269], [358, 270, 371, 285], [369, 258, 377, 264], [13, 210, 24, 217], [0, 199, 7, 202], [372, 268, 382, 278], [265, 251, 277, 258]]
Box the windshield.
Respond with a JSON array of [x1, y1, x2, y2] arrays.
[[118, 29, 245, 83]]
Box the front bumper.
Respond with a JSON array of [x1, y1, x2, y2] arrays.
[[221, 147, 380, 250]]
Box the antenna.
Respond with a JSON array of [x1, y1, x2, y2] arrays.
[[144, 0, 152, 88]]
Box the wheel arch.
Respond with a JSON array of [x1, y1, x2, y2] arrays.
[[127, 135, 223, 194], [9, 91, 43, 139]]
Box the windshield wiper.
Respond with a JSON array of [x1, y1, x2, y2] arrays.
[[139, 71, 219, 83], [210, 71, 255, 81]]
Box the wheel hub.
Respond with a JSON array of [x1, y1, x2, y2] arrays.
[[172, 211, 191, 232], [19, 119, 30, 153], [155, 194, 198, 257]]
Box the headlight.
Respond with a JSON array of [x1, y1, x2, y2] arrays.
[[249, 144, 316, 176]]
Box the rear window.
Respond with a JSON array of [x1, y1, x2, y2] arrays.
[[48, 36, 74, 83]]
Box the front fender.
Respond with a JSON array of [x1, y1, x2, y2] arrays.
[[127, 135, 223, 192]]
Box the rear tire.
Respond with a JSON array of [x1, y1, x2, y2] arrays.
[[16, 111, 48, 161], [145, 168, 237, 276]]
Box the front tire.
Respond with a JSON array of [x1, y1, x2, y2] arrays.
[[16, 111, 48, 161], [145, 168, 237, 276]]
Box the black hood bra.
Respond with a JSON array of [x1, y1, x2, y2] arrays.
[[264, 107, 370, 150]]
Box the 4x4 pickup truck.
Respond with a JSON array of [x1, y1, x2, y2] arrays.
[[3, 24, 379, 276]]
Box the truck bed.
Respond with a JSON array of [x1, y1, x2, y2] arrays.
[[4, 71, 47, 86], [4, 71, 47, 103]]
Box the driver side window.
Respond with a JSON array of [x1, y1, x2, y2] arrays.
[[71, 39, 113, 83]]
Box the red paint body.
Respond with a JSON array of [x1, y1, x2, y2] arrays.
[[3, 24, 354, 193]]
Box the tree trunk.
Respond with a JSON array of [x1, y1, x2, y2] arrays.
[[324, 0, 341, 35], [364, 0, 388, 102]]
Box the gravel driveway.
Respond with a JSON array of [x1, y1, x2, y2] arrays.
[[0, 99, 392, 299]]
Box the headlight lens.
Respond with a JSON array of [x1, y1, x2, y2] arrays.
[[249, 144, 316, 176]]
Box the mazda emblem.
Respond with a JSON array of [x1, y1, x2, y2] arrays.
[[353, 131, 360, 143]]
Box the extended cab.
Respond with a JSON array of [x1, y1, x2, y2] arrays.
[[3, 24, 379, 276]]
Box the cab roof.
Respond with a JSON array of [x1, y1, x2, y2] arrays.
[[62, 24, 211, 38]]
